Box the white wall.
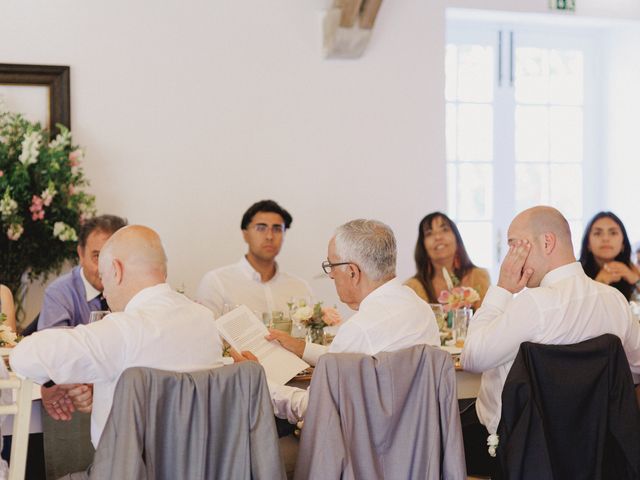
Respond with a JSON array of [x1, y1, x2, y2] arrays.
[[604, 26, 640, 245], [0, 0, 446, 322]]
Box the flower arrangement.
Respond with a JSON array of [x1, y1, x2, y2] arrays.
[[0, 313, 19, 347], [0, 105, 96, 306], [291, 301, 342, 329], [437, 267, 480, 313], [437, 286, 480, 313]]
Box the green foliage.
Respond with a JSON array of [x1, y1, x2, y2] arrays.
[[0, 109, 96, 294]]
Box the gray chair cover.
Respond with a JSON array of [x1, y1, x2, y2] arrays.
[[294, 344, 466, 480], [63, 362, 285, 480]]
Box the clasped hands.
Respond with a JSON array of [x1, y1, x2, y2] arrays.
[[596, 261, 640, 286], [41, 383, 93, 421]]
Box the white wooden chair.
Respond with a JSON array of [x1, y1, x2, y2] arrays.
[[0, 375, 33, 480]]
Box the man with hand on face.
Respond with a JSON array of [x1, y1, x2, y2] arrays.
[[237, 219, 440, 424], [196, 199, 311, 318], [460, 206, 640, 477]]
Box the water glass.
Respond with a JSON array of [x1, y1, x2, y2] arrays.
[[270, 311, 292, 334], [429, 303, 447, 331], [453, 308, 472, 348], [89, 310, 109, 323]]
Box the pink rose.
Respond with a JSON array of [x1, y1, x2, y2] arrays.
[[69, 149, 82, 166], [29, 195, 45, 220], [321, 307, 342, 326], [0, 170, 3, 177], [437, 290, 450, 304]]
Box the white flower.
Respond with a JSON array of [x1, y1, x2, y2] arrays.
[[48, 129, 71, 150], [292, 305, 313, 322], [53, 222, 78, 242], [487, 433, 499, 457], [0, 191, 18, 218], [0, 324, 17, 346], [19, 130, 42, 165], [7, 223, 24, 241], [41, 184, 57, 207]]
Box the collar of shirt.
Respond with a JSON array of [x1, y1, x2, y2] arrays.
[[539, 262, 584, 288], [238, 256, 280, 283], [358, 277, 399, 310], [125, 283, 173, 313], [80, 267, 101, 302]]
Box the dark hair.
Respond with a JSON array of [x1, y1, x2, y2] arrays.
[[78, 215, 128, 248], [579, 211, 634, 300], [240, 200, 292, 230], [413, 212, 477, 303]]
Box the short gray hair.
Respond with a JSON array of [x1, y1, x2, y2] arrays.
[[334, 219, 396, 281]]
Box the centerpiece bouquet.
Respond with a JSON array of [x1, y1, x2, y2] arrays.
[[0, 105, 95, 318], [436, 268, 480, 313], [290, 301, 342, 345], [0, 313, 19, 347]]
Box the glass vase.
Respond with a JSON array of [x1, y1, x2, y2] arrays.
[[306, 326, 326, 345]]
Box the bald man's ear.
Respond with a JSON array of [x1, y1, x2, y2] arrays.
[[112, 258, 124, 285], [543, 232, 556, 254]]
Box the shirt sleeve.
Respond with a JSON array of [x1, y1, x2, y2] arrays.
[[10, 318, 128, 385], [461, 285, 541, 373], [302, 343, 328, 366], [195, 272, 225, 318], [37, 289, 74, 330], [267, 379, 309, 424]]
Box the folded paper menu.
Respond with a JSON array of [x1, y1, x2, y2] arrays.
[[215, 305, 309, 385]]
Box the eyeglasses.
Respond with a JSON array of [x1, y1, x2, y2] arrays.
[[321, 260, 359, 274], [250, 223, 285, 234]]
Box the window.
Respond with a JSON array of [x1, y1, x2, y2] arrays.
[[446, 19, 601, 276]]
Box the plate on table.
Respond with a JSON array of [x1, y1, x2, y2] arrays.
[[293, 367, 314, 381], [440, 345, 462, 355]]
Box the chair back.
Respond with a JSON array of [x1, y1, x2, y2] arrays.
[[497, 334, 640, 480], [88, 362, 285, 480], [294, 344, 466, 480], [0, 375, 34, 480]]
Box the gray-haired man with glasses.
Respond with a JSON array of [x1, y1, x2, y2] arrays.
[[236, 219, 440, 424], [196, 199, 311, 319]]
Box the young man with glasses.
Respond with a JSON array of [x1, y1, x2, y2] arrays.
[[196, 199, 311, 319]]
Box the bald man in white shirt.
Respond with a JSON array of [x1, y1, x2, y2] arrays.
[[460, 206, 640, 476], [10, 226, 224, 447], [239, 219, 440, 424]]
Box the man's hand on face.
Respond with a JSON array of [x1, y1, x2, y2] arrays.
[[498, 239, 534, 294], [265, 329, 305, 358], [41, 384, 78, 421]]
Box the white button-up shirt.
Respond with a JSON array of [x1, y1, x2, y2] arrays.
[[196, 256, 312, 318], [269, 278, 440, 423], [10, 283, 224, 447], [461, 262, 640, 434]]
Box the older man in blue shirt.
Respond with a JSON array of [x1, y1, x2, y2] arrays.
[[37, 215, 127, 330]]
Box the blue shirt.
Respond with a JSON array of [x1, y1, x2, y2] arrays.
[[37, 266, 103, 330]]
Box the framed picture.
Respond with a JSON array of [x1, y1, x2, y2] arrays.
[[0, 63, 70, 135]]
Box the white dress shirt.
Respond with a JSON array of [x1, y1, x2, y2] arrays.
[[10, 283, 224, 447], [196, 256, 312, 318], [269, 278, 441, 423], [461, 262, 640, 434], [80, 267, 100, 302]]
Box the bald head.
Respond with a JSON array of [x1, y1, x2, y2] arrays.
[[512, 206, 573, 246], [508, 206, 576, 287], [99, 225, 168, 311]]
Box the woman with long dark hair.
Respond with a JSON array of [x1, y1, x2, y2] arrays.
[[405, 212, 489, 309], [579, 211, 640, 301]]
